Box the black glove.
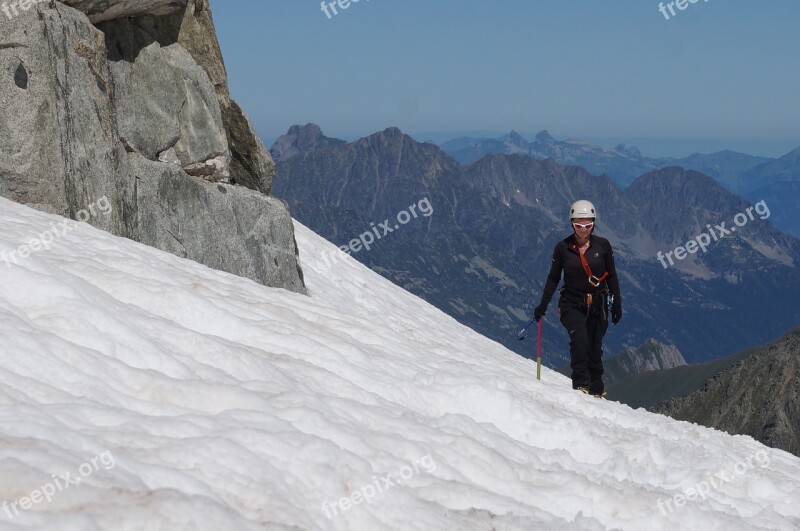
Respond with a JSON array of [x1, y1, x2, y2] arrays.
[[611, 302, 622, 325], [534, 304, 547, 322]]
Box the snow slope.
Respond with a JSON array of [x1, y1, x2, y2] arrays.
[[0, 196, 798, 530]]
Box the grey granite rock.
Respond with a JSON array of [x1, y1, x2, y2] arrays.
[[131, 153, 305, 293], [0, 2, 133, 236], [62, 0, 188, 23], [98, 0, 275, 193], [112, 42, 229, 173], [0, 1, 305, 292]]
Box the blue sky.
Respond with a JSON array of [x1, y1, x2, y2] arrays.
[[212, 0, 800, 158]]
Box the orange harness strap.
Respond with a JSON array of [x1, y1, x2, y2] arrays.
[[575, 240, 609, 288]]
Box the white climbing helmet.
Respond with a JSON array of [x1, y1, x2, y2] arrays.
[[570, 200, 596, 220]]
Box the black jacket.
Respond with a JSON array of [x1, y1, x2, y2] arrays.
[[538, 234, 621, 309]]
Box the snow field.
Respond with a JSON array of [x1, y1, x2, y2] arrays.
[[0, 196, 797, 530]]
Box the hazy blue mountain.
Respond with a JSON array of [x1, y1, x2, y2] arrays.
[[439, 131, 776, 191], [739, 146, 800, 193], [441, 130, 659, 186], [668, 150, 773, 192], [736, 147, 800, 236], [745, 181, 800, 237]]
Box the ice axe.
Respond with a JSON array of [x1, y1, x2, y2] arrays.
[[536, 319, 543, 380], [517, 318, 543, 380]]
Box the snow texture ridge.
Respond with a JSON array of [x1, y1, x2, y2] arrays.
[[0, 196, 798, 530]]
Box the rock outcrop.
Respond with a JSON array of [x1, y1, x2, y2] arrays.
[[603, 339, 687, 384], [654, 327, 800, 458], [62, 0, 187, 23], [0, 0, 304, 293]]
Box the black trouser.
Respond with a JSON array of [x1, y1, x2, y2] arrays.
[[558, 291, 609, 393]]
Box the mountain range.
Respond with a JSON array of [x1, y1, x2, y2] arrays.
[[441, 130, 656, 186], [271, 124, 800, 366], [439, 131, 800, 236], [438, 130, 775, 188]]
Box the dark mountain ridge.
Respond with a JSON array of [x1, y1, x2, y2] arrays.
[[653, 326, 800, 457]]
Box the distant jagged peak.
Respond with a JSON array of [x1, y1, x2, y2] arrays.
[[629, 165, 724, 192], [349, 126, 404, 140], [507, 130, 528, 146], [380, 126, 404, 137], [272, 124, 445, 164], [614, 143, 642, 159], [781, 144, 800, 159], [626, 165, 736, 216], [270, 123, 345, 162], [534, 130, 556, 144], [286, 122, 324, 138], [354, 127, 431, 151]]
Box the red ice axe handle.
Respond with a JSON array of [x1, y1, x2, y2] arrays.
[[536, 319, 543, 380]]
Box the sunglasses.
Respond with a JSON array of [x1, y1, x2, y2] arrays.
[[572, 222, 594, 230]]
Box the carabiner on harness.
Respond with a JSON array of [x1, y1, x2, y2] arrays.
[[576, 238, 609, 288]]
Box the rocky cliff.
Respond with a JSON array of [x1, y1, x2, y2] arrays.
[[654, 327, 800, 457], [603, 339, 687, 384], [0, 0, 304, 293]]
